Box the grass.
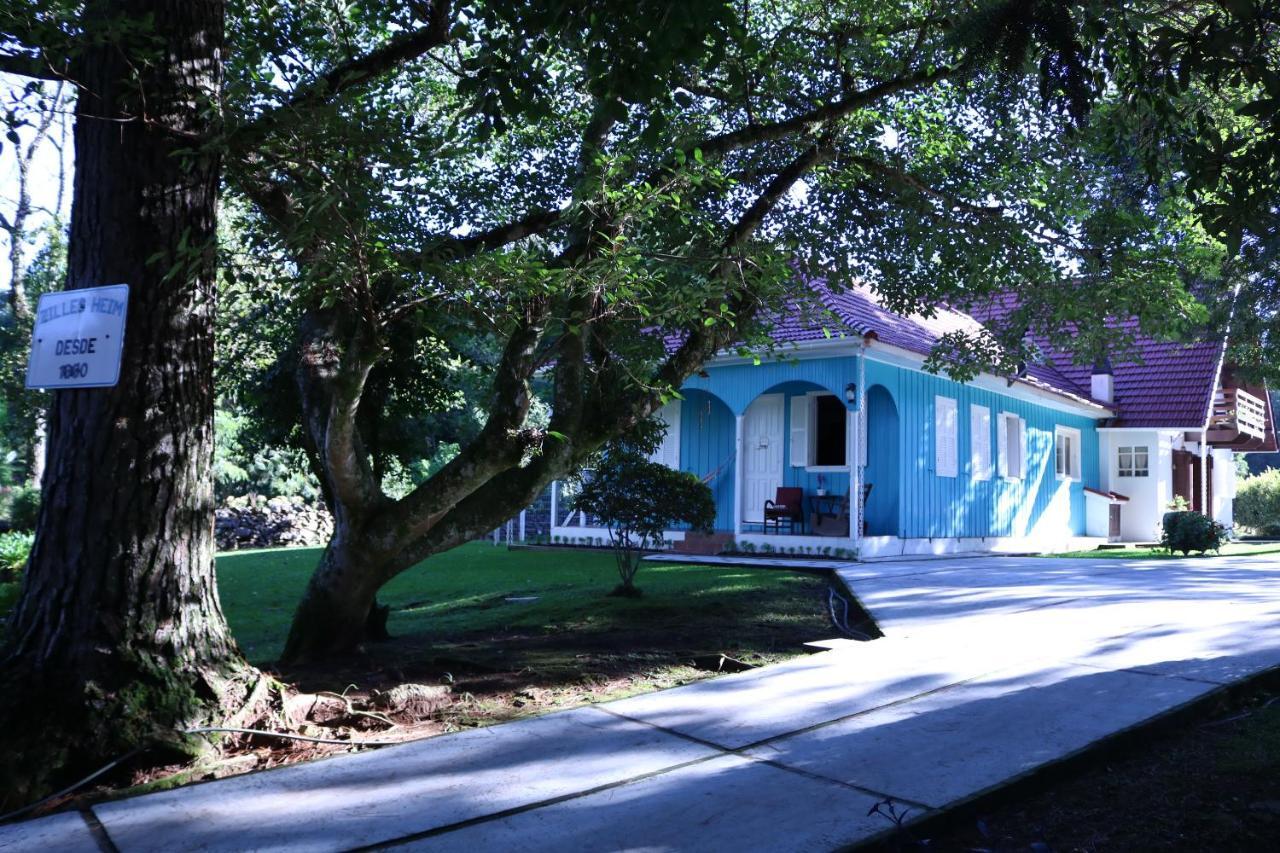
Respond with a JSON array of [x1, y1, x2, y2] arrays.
[[1046, 542, 1280, 560], [217, 542, 826, 664], [0, 542, 832, 795], [914, 687, 1280, 851]]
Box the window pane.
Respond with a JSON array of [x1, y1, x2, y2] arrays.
[[1006, 417, 1020, 477], [813, 395, 846, 466]]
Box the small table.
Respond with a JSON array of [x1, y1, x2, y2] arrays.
[[808, 494, 849, 537]]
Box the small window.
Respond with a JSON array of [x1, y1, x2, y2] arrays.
[[812, 394, 847, 467], [935, 395, 958, 477], [1117, 445, 1149, 478], [970, 404, 992, 481], [1055, 426, 1081, 480], [998, 413, 1025, 479]]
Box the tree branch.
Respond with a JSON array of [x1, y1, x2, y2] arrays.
[[0, 52, 61, 81], [230, 1, 453, 149], [643, 140, 835, 422], [395, 205, 566, 268], [849, 153, 1005, 217], [698, 63, 962, 161], [369, 300, 549, 546], [295, 314, 383, 515]]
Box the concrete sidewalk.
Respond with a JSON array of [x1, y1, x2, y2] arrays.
[[4, 554, 1280, 852]]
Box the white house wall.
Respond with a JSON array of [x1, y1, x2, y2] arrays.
[[1211, 447, 1236, 528], [1100, 429, 1176, 542]]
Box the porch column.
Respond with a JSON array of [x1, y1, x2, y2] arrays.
[[854, 346, 867, 545], [848, 406, 860, 545], [733, 414, 745, 536], [1199, 428, 1210, 514]]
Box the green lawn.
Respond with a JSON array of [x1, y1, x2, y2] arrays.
[[217, 542, 823, 663], [1045, 542, 1280, 560]]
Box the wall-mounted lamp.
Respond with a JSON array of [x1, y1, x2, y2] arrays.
[[844, 383, 857, 404]]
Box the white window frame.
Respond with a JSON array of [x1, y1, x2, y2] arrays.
[[998, 412, 1026, 480], [1054, 426, 1081, 481], [1117, 445, 1149, 478], [791, 391, 849, 472], [970, 404, 992, 481], [934, 395, 958, 478]]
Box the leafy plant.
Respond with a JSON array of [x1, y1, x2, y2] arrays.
[[1234, 469, 1280, 536], [1161, 511, 1228, 556], [7, 486, 40, 532], [570, 449, 714, 597], [0, 530, 34, 582]]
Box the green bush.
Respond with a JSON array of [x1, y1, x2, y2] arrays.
[[1234, 468, 1280, 536], [7, 486, 40, 531], [570, 449, 715, 596], [0, 530, 34, 582], [1161, 510, 1228, 556]]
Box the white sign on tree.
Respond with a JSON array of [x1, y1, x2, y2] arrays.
[[25, 284, 130, 390]]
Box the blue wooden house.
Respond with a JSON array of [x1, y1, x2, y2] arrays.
[[550, 281, 1276, 557]]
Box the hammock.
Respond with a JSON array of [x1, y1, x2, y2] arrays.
[[700, 451, 736, 498]]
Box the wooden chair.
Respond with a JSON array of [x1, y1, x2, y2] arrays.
[[764, 487, 804, 534]]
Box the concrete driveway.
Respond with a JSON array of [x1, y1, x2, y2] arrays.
[[6, 553, 1280, 852]]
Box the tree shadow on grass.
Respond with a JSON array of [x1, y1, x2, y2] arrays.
[[276, 575, 839, 732]]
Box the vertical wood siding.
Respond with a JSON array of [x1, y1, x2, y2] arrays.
[[678, 390, 737, 530], [864, 359, 1100, 538], [677, 354, 1102, 538]]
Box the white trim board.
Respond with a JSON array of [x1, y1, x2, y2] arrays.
[[863, 342, 1114, 418], [860, 535, 1107, 559], [704, 338, 860, 367], [700, 335, 1115, 419]]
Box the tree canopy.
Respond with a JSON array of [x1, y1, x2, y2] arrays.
[[186, 1, 1280, 657], [4, 0, 1280, 683]]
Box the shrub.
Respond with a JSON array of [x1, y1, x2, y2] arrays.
[[0, 530, 34, 582], [7, 486, 40, 531], [570, 449, 715, 597], [1160, 511, 1228, 555], [1234, 468, 1280, 536]]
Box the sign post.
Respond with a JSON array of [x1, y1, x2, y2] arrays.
[[25, 284, 130, 390]]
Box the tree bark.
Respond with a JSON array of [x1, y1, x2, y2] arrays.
[[282, 533, 390, 662], [0, 0, 257, 807]]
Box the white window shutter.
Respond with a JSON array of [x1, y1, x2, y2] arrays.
[[789, 396, 808, 467], [1018, 417, 1028, 479], [997, 413, 1009, 478], [649, 401, 682, 469], [935, 396, 958, 477], [971, 405, 991, 480]]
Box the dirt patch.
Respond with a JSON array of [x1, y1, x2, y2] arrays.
[[94, 577, 833, 801]]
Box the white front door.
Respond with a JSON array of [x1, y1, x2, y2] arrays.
[[741, 394, 785, 524]]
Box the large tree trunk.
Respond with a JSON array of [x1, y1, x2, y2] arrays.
[[282, 531, 390, 662], [0, 0, 257, 807]]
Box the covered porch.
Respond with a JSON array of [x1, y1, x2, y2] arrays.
[[547, 351, 908, 557]]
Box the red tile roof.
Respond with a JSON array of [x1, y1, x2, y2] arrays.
[[733, 278, 1225, 425], [964, 294, 1224, 429]]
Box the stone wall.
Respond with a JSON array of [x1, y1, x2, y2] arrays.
[[216, 496, 333, 551]]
